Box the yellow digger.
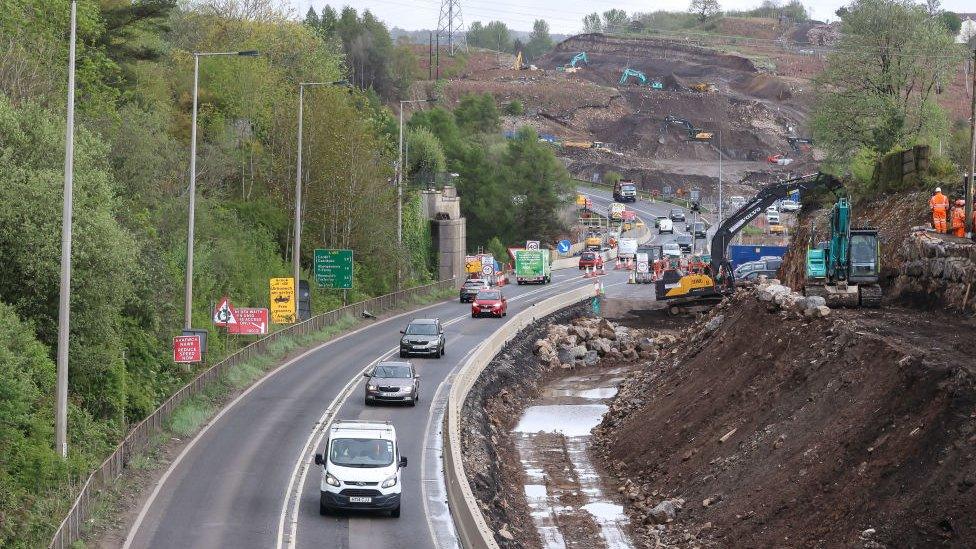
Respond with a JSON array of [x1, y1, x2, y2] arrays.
[[691, 82, 717, 93]]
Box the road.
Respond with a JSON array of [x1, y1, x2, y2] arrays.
[[124, 263, 631, 549]]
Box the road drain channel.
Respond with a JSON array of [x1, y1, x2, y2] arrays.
[[513, 368, 634, 549]]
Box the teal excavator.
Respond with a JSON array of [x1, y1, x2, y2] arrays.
[[567, 52, 588, 68], [804, 198, 882, 308], [619, 68, 663, 89]]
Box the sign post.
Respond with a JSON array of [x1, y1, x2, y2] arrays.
[[314, 249, 354, 289], [270, 277, 296, 324], [173, 335, 202, 363]]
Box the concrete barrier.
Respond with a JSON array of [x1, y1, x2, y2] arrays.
[[443, 284, 595, 548]]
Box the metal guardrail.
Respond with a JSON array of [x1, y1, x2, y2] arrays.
[[443, 284, 594, 548], [48, 278, 457, 549]]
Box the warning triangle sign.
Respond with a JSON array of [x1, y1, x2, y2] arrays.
[[213, 296, 238, 326]]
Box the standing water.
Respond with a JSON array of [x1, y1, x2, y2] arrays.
[[513, 367, 633, 549]]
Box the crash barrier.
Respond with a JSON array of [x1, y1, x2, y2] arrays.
[[48, 278, 457, 549], [444, 284, 595, 549]]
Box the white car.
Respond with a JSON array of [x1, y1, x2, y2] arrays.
[[767, 212, 781, 225], [315, 420, 407, 517], [779, 200, 801, 212], [658, 218, 674, 234], [662, 242, 681, 257], [766, 204, 779, 214]]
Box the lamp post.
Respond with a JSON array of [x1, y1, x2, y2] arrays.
[[55, 0, 78, 459], [294, 80, 348, 310], [184, 50, 258, 330]]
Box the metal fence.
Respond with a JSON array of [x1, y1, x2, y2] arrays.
[[48, 278, 456, 549]]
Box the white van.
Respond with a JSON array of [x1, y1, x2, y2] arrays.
[[658, 217, 674, 234], [314, 420, 407, 517]]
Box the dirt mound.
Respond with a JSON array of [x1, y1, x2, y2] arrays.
[[593, 292, 976, 547], [732, 73, 793, 101]]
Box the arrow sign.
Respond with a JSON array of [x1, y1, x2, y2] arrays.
[[557, 239, 571, 254], [213, 296, 238, 326]]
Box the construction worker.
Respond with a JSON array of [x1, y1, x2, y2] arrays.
[[951, 199, 966, 238], [929, 187, 950, 234]]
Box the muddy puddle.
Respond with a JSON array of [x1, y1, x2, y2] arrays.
[[513, 367, 633, 549]]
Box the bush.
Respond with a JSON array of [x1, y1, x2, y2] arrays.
[[604, 171, 623, 185], [504, 100, 524, 116]]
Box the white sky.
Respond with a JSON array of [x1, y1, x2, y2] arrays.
[[285, 0, 974, 34]]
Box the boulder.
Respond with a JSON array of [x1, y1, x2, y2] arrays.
[[571, 345, 588, 359], [557, 347, 576, 364], [798, 295, 826, 311], [583, 350, 600, 367], [758, 284, 790, 302], [649, 499, 680, 523], [637, 337, 657, 352], [704, 314, 725, 333], [622, 348, 639, 361]]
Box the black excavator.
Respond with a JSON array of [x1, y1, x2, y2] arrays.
[[655, 172, 842, 311], [660, 115, 713, 142]]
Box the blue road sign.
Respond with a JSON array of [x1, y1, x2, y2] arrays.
[[557, 239, 572, 254]]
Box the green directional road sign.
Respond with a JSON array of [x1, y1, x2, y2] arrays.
[[314, 249, 354, 289]]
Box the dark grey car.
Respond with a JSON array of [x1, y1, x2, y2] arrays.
[[364, 361, 420, 406], [399, 318, 445, 358]]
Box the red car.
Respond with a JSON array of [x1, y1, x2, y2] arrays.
[[578, 251, 604, 270], [471, 290, 507, 318]]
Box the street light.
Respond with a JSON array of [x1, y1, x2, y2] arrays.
[[55, 0, 79, 459], [294, 80, 349, 311], [184, 49, 259, 330]]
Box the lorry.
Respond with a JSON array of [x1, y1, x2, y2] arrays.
[[613, 179, 638, 202], [608, 202, 626, 221], [514, 249, 551, 284], [314, 420, 407, 517], [618, 237, 638, 260]]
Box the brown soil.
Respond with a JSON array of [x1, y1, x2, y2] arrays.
[[594, 293, 976, 547]]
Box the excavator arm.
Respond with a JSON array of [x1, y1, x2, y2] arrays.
[[709, 172, 841, 277]]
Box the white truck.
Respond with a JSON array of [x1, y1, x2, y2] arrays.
[[314, 420, 407, 517]]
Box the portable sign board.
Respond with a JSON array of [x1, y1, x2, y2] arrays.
[[270, 277, 296, 324], [173, 335, 202, 363], [212, 296, 237, 326], [526, 240, 540, 250], [228, 308, 269, 335]]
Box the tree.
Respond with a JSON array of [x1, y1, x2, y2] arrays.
[[936, 11, 961, 36], [525, 19, 554, 60], [812, 0, 964, 167], [466, 20, 512, 52], [304, 6, 319, 27], [602, 9, 630, 33], [406, 127, 447, 185], [689, 0, 721, 23], [583, 13, 602, 33], [454, 93, 500, 134], [505, 100, 524, 116]]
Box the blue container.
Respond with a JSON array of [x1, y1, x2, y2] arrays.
[[729, 244, 788, 269]]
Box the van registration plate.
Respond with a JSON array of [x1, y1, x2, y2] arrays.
[[349, 496, 372, 503]]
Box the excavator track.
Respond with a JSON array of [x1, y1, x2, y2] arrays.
[[803, 284, 826, 299], [858, 284, 883, 308]]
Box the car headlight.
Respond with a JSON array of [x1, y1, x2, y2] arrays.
[[381, 475, 398, 488], [367, 384, 377, 391], [325, 472, 340, 487], [402, 386, 413, 393]]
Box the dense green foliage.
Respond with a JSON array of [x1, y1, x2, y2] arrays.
[[0, 1, 433, 545], [812, 0, 966, 186], [409, 94, 571, 251]]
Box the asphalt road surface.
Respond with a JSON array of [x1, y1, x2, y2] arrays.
[[124, 264, 631, 549]]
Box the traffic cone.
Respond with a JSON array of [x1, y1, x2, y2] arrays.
[[628, 270, 636, 284], [615, 258, 624, 270], [585, 265, 593, 278]]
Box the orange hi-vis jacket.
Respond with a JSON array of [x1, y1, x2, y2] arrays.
[[930, 192, 949, 217]]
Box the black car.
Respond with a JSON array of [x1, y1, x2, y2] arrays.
[[399, 318, 445, 358], [675, 234, 693, 253], [459, 279, 489, 303], [693, 222, 707, 238], [669, 208, 686, 222], [364, 361, 420, 406]]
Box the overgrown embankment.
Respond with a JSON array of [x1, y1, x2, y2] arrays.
[[594, 285, 976, 547]]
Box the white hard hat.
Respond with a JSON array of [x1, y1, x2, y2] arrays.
[[935, 187, 942, 192]]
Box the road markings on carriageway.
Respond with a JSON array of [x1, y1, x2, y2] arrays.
[[274, 274, 601, 549]]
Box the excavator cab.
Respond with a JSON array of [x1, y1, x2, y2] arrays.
[[848, 229, 880, 284]]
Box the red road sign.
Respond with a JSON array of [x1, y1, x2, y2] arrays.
[[228, 308, 269, 335], [213, 296, 238, 326], [622, 210, 636, 221], [173, 335, 202, 363]]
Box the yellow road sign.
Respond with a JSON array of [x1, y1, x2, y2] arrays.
[[270, 277, 296, 324]]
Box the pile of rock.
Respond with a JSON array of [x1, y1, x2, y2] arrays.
[[756, 278, 831, 319], [533, 317, 664, 370], [891, 229, 976, 311]]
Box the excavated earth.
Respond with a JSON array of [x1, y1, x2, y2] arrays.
[[593, 287, 976, 547]]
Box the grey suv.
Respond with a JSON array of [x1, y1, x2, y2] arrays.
[[364, 361, 420, 406], [399, 318, 445, 358]]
